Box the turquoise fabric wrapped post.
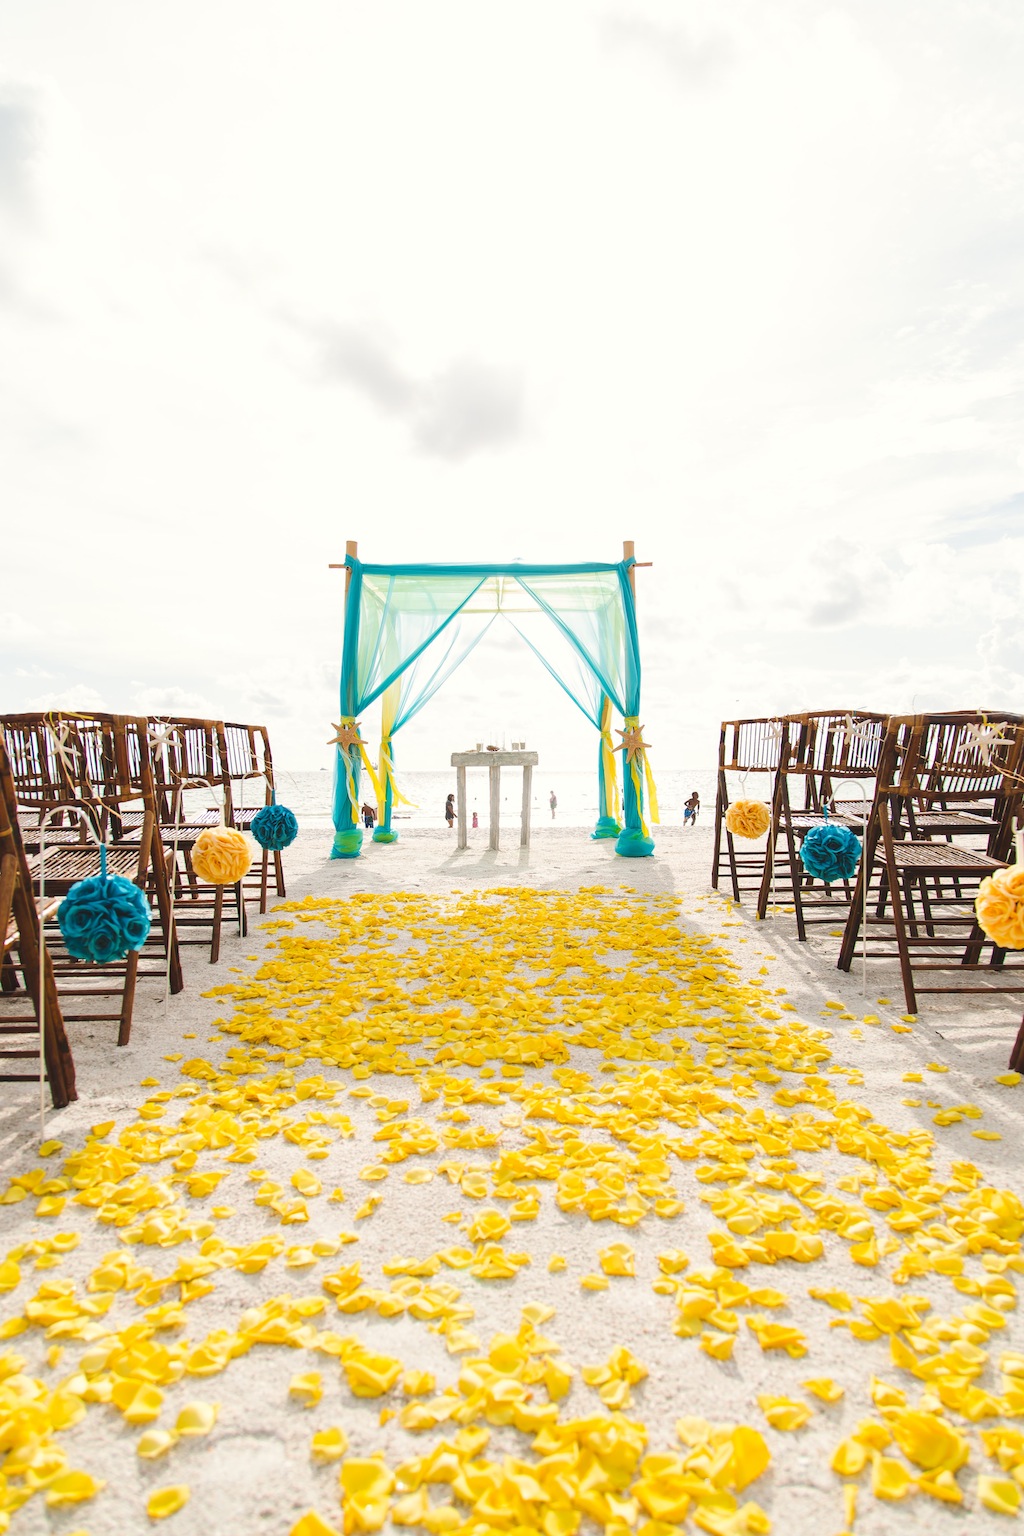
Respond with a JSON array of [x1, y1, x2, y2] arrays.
[[591, 696, 621, 839], [330, 555, 655, 858], [613, 563, 655, 857], [331, 558, 365, 859], [373, 762, 397, 843]]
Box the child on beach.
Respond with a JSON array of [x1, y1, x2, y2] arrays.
[[361, 802, 377, 830], [683, 791, 700, 827], [549, 791, 557, 820], [445, 794, 456, 829]]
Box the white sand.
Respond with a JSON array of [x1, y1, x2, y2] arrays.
[[2, 823, 1022, 1535]]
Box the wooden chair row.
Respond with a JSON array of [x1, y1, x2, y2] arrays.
[[0, 710, 291, 1057], [713, 709, 1024, 1064], [2, 712, 181, 1046]]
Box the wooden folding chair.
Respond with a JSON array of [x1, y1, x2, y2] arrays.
[[1, 712, 184, 1043], [837, 713, 1024, 1045], [712, 718, 790, 903], [0, 740, 77, 1107], [147, 717, 247, 963], [756, 711, 887, 939], [222, 722, 287, 912]]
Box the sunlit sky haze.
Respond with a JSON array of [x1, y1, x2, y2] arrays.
[[2, 1, 1022, 772]]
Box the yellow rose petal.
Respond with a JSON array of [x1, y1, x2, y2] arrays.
[[147, 1485, 191, 1520], [291, 1515, 339, 1536], [311, 1426, 348, 1462], [137, 1430, 179, 1459], [45, 1470, 106, 1506], [803, 1378, 844, 1403], [175, 1401, 219, 1437], [979, 1476, 1022, 1516], [289, 1372, 323, 1407]]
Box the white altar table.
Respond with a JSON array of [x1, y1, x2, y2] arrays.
[[450, 750, 540, 851]]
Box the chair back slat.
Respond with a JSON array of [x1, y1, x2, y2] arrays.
[[719, 718, 786, 774]]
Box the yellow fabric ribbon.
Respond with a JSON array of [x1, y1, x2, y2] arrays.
[[378, 683, 415, 816], [378, 740, 416, 810], [339, 719, 383, 826], [599, 697, 622, 824], [623, 715, 659, 835]]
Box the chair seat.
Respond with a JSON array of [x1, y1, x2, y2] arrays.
[[909, 811, 997, 834], [27, 846, 144, 891], [4, 897, 61, 953], [890, 842, 1003, 874], [18, 828, 94, 852], [791, 813, 862, 832]]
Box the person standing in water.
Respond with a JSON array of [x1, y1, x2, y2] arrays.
[[549, 790, 557, 820], [445, 793, 457, 829]]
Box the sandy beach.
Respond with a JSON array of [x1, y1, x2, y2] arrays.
[[2, 823, 1023, 1536]]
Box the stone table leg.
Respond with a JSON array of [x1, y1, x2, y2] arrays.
[[489, 762, 501, 851], [521, 763, 532, 847], [457, 765, 467, 849]]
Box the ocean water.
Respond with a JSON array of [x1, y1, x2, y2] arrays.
[[265, 765, 767, 830]]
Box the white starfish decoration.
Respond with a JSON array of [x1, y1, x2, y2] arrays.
[[764, 719, 784, 743], [147, 723, 180, 772], [962, 718, 1012, 767], [843, 714, 879, 747], [45, 721, 79, 778]]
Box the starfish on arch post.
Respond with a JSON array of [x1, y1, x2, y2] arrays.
[[616, 723, 651, 763], [328, 720, 364, 754]]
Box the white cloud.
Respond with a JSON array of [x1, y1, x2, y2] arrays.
[[24, 684, 108, 713]]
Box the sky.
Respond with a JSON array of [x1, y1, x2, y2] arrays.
[[2, 0, 1023, 774]]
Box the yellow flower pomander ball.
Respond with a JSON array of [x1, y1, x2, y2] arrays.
[[725, 799, 771, 840], [192, 826, 253, 885], [975, 866, 1024, 951]]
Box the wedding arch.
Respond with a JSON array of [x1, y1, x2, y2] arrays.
[[328, 542, 657, 859]]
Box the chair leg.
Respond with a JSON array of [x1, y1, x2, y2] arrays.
[[210, 886, 223, 964], [788, 829, 807, 943], [185, 848, 199, 901], [1010, 1016, 1024, 1073], [274, 850, 285, 898], [904, 876, 921, 940], [755, 830, 776, 921], [891, 871, 919, 1015], [1, 951, 19, 993], [150, 846, 183, 996], [726, 831, 741, 903], [712, 773, 727, 890], [117, 952, 139, 1047], [259, 850, 269, 915]]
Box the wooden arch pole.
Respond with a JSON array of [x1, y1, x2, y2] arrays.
[[328, 540, 359, 599], [622, 539, 652, 601]]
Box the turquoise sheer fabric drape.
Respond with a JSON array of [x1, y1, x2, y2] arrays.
[[374, 612, 495, 842], [501, 616, 621, 838], [333, 557, 652, 858], [333, 565, 487, 855]]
